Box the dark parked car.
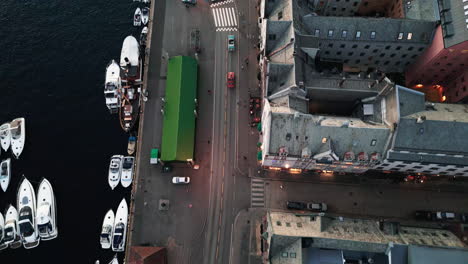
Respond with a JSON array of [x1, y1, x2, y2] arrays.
[[415, 210, 434, 221], [287, 201, 328, 212], [287, 201, 306, 210]]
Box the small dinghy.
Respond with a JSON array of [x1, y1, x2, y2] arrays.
[[141, 7, 149, 26], [133, 8, 142, 27], [108, 155, 123, 190], [10, 118, 25, 159], [36, 178, 58, 240], [4, 205, 22, 249], [0, 159, 10, 192], [17, 177, 39, 249], [0, 123, 11, 152], [112, 198, 128, 252], [121, 156, 134, 188], [0, 212, 7, 251], [100, 209, 114, 249], [127, 136, 136, 155], [140, 27, 148, 47]]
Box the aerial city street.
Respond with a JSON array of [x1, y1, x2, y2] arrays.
[[124, 0, 468, 263], [1, 0, 468, 263]]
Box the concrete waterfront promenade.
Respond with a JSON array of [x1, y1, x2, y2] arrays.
[[124, 0, 263, 263]]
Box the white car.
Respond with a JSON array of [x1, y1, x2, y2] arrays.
[[172, 176, 190, 184]]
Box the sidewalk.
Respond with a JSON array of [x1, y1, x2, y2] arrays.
[[231, 208, 265, 264]]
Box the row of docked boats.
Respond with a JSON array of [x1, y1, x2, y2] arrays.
[[100, 198, 128, 252], [108, 155, 135, 190], [0, 118, 26, 159], [0, 177, 57, 250], [104, 33, 147, 132]]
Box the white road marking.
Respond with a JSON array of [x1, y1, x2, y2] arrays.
[[212, 8, 219, 27], [230, 8, 237, 26]]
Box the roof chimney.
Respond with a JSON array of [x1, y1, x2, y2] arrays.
[[416, 116, 426, 124]]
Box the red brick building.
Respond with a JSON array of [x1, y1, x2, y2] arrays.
[[128, 246, 167, 264]]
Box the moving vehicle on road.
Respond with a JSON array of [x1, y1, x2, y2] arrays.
[[228, 35, 235, 52], [286, 201, 327, 212], [227, 72, 235, 89], [172, 176, 190, 184], [150, 148, 159, 164]]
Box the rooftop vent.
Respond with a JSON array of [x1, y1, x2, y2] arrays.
[[363, 104, 374, 116], [341, 121, 350, 128], [416, 116, 426, 124]]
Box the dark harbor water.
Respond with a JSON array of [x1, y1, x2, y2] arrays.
[[0, 0, 142, 263]]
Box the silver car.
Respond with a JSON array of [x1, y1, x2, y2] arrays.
[[172, 176, 190, 184]]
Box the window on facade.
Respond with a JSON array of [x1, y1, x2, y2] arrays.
[[390, 54, 395, 58], [342, 30, 348, 38], [402, 54, 407, 58], [407, 33, 413, 40], [360, 52, 365, 56], [398, 32, 404, 40], [385, 46, 391, 50], [328, 30, 334, 37], [355, 59, 360, 63], [407, 169, 415, 172], [364, 45, 370, 49], [352, 44, 358, 48], [396, 165, 406, 168], [281, 252, 288, 258], [322, 137, 327, 143], [395, 61, 400, 66], [370, 31, 376, 39], [337, 51, 342, 55], [396, 46, 401, 50], [372, 49, 378, 53], [290, 253, 297, 258], [325, 51, 330, 55], [328, 43, 333, 48], [340, 44, 346, 48], [408, 46, 414, 51], [375, 60, 380, 64], [268, 34, 276, 40], [315, 29, 320, 37], [379, 53, 385, 57], [411, 54, 417, 58], [278, 11, 283, 20], [344, 59, 349, 63], [418, 47, 424, 52], [423, 170, 431, 173], [447, 168, 457, 172], [355, 31, 361, 38], [384, 61, 389, 65], [348, 52, 354, 56]]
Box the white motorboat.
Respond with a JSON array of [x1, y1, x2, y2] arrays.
[[127, 135, 136, 155], [108, 155, 123, 190], [140, 26, 148, 47], [0, 212, 6, 251], [121, 156, 134, 188], [100, 209, 114, 249], [134, 8, 142, 27], [0, 123, 10, 152], [4, 205, 22, 249], [141, 7, 149, 25], [17, 177, 39, 249], [10, 118, 25, 159], [112, 198, 128, 252], [36, 178, 58, 240], [104, 60, 122, 114], [0, 158, 10, 192], [120, 35, 140, 81], [109, 254, 119, 264], [142, 0, 151, 3]]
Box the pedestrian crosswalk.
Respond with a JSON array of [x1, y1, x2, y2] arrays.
[[251, 178, 265, 208], [212, 7, 238, 32]]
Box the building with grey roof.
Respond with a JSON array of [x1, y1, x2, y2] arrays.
[[259, 0, 468, 176], [262, 211, 468, 264]]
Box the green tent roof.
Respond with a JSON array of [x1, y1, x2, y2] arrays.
[[161, 56, 198, 161]]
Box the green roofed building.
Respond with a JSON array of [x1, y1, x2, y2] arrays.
[[161, 56, 197, 162]]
